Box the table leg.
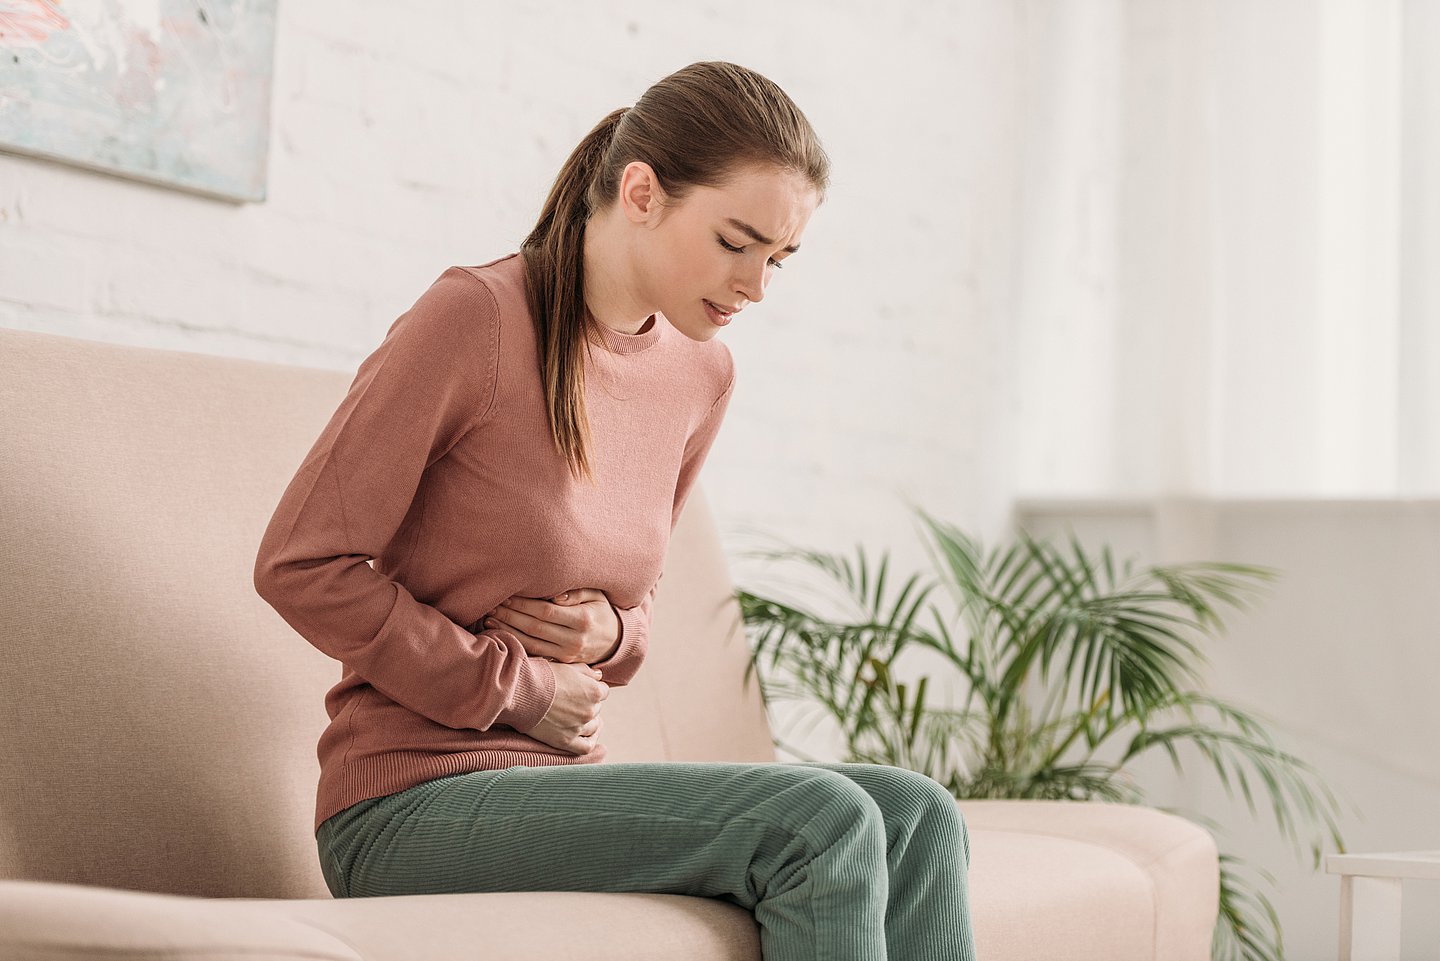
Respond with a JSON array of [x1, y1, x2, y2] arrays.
[[1338, 874, 1402, 961]]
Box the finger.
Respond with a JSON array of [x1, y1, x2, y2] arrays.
[[489, 607, 584, 659], [491, 593, 531, 612], [552, 588, 599, 605], [505, 596, 581, 629], [496, 596, 538, 617], [487, 606, 551, 640], [485, 619, 563, 660], [482, 611, 515, 635], [576, 717, 603, 749]]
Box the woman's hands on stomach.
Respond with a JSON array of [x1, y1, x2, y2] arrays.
[[475, 587, 619, 755], [479, 588, 622, 665]]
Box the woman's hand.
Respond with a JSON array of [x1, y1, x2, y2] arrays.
[[528, 661, 609, 756], [479, 588, 621, 667]]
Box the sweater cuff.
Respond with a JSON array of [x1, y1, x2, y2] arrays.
[[591, 604, 628, 665], [588, 602, 647, 687], [494, 655, 557, 735]]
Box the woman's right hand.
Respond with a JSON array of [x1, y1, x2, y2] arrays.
[[526, 660, 609, 755]]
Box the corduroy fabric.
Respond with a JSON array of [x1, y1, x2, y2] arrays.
[[315, 760, 978, 961]]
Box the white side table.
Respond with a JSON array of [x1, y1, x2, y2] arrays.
[[1326, 850, 1440, 961]]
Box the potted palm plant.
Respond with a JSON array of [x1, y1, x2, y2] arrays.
[[734, 503, 1351, 961]]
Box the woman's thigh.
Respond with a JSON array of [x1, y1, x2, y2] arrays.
[[318, 760, 887, 902]]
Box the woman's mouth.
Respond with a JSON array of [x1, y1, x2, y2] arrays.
[[704, 300, 735, 326]]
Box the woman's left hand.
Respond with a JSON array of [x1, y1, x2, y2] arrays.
[[479, 588, 621, 666]]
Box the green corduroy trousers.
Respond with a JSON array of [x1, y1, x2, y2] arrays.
[[316, 759, 979, 961]]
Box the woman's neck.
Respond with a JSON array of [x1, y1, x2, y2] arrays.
[[581, 210, 655, 336]]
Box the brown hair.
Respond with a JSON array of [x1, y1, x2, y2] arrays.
[[519, 61, 830, 482]]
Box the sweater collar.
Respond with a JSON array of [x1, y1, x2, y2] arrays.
[[590, 306, 664, 354]]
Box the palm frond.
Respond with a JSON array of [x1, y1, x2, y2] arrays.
[[1211, 852, 1284, 961], [1121, 705, 1348, 868]]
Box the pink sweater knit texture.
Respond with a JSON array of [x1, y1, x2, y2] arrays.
[[253, 252, 735, 834]]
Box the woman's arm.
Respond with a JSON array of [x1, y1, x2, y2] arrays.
[[253, 268, 558, 735]]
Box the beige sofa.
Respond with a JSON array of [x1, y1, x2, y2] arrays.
[[0, 326, 1221, 960]]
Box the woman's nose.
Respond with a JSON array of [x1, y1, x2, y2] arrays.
[[735, 266, 767, 305]]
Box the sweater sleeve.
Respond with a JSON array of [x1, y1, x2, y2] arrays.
[[253, 267, 558, 735], [590, 366, 736, 686]]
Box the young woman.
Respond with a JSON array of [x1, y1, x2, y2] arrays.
[[253, 60, 979, 961]]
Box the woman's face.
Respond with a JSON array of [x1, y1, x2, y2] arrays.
[[636, 163, 819, 342]]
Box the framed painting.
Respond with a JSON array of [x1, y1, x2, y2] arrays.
[[0, 0, 279, 203]]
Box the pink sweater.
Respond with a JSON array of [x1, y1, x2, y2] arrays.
[[252, 253, 735, 834]]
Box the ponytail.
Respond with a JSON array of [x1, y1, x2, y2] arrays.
[[520, 107, 627, 484]]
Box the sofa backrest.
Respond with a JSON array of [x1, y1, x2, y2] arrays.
[[0, 327, 775, 899]]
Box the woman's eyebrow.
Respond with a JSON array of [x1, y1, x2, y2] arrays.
[[724, 217, 801, 253]]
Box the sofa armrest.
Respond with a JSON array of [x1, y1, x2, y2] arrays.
[[961, 799, 1220, 961]]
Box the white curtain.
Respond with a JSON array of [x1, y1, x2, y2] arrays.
[[1010, 0, 1437, 498]]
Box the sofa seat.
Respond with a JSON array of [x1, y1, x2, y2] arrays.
[[0, 797, 1215, 961]]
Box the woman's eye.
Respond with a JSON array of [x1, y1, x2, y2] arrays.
[[717, 236, 785, 270]]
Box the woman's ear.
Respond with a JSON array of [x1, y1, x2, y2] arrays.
[[619, 160, 667, 223]]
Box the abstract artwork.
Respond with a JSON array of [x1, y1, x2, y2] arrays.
[[0, 0, 279, 203]]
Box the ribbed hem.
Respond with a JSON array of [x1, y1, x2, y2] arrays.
[[316, 745, 607, 834]]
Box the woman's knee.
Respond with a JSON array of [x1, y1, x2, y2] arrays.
[[910, 770, 966, 826], [862, 767, 969, 859], [774, 766, 886, 849], [860, 765, 954, 813], [907, 773, 970, 870]]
